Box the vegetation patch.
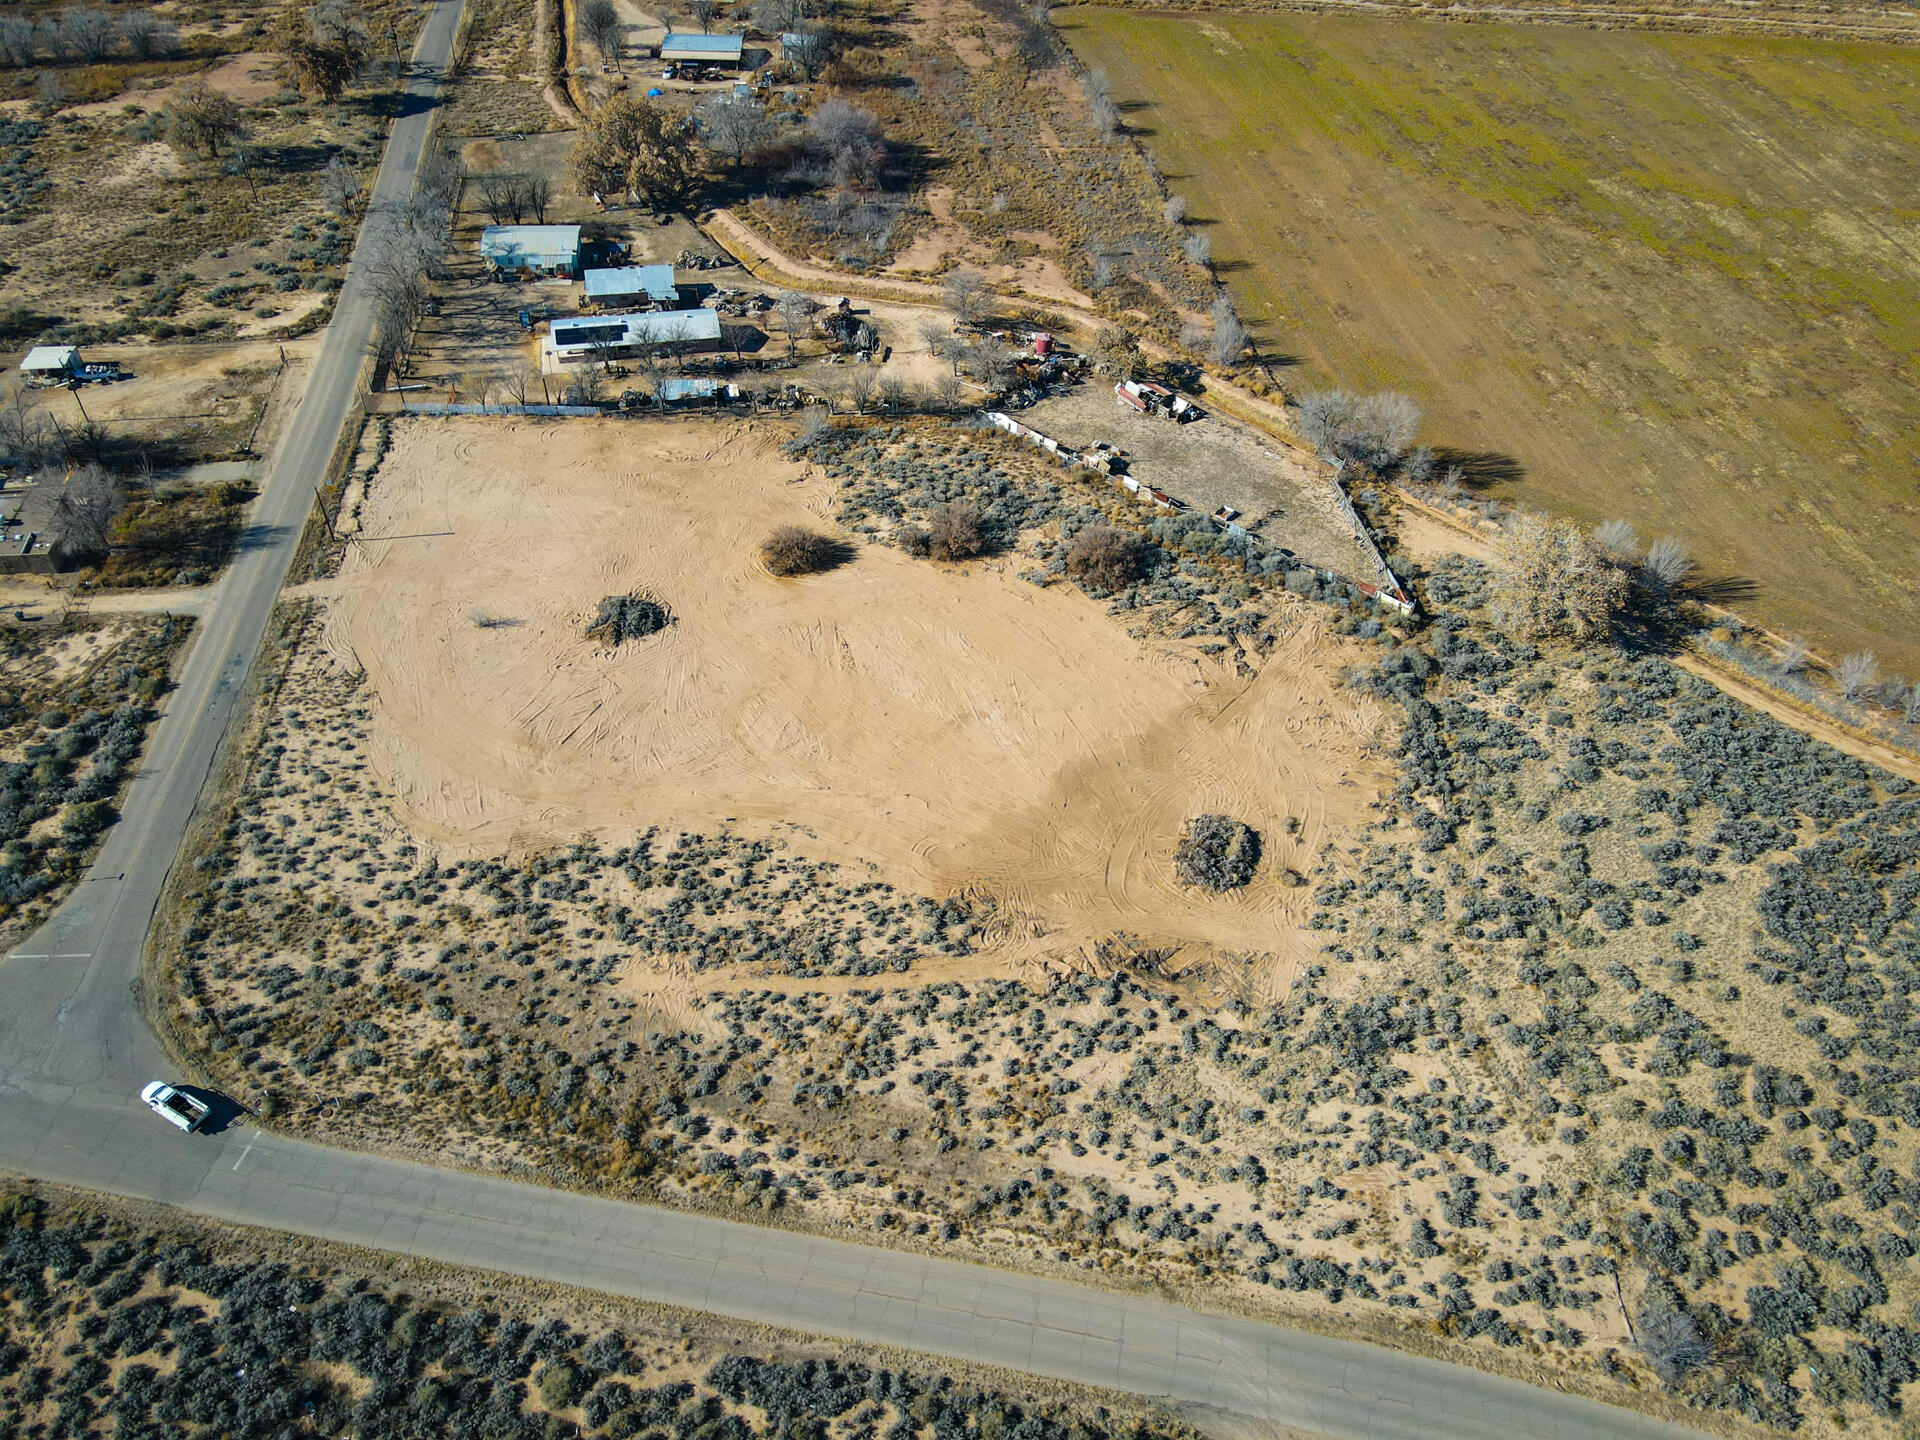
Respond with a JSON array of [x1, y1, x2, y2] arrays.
[[587, 592, 672, 646], [1173, 814, 1259, 891]]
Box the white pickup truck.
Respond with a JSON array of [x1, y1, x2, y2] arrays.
[[140, 1082, 210, 1133]]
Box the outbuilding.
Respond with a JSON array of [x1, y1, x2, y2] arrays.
[[661, 32, 745, 68], [541, 308, 726, 371], [583, 264, 679, 310], [479, 224, 582, 279], [18, 346, 81, 385]]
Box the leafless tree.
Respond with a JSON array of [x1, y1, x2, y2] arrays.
[[847, 367, 876, 414], [784, 24, 834, 81], [876, 374, 908, 412], [806, 98, 884, 189], [502, 363, 536, 406], [0, 383, 57, 469], [1902, 681, 1920, 725], [687, 0, 717, 30], [523, 170, 553, 223], [1162, 194, 1187, 225], [119, 11, 179, 59], [1838, 651, 1881, 703], [934, 371, 965, 413], [1641, 535, 1692, 589], [322, 155, 361, 217], [1209, 294, 1247, 368], [579, 0, 623, 69], [774, 290, 811, 358], [0, 16, 36, 68], [1084, 66, 1118, 136], [1294, 390, 1421, 470], [752, 0, 806, 32], [1183, 232, 1211, 268], [1777, 635, 1808, 674], [943, 268, 988, 329], [1593, 519, 1638, 564], [702, 92, 774, 169], [50, 463, 124, 562], [56, 7, 118, 63]]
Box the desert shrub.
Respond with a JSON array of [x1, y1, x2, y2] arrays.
[[760, 526, 849, 577], [1064, 524, 1148, 591], [925, 502, 986, 561], [1174, 814, 1260, 890], [896, 524, 931, 557], [1633, 1300, 1710, 1384], [587, 592, 672, 645]]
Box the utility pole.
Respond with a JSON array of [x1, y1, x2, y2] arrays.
[[313, 482, 337, 540], [68, 383, 90, 425]]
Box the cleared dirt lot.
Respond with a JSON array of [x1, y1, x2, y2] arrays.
[[1018, 384, 1379, 582], [324, 416, 1387, 973]]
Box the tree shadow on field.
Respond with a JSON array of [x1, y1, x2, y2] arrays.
[[1687, 573, 1760, 609], [1432, 446, 1526, 491]]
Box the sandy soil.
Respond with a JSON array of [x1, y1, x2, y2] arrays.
[[325, 417, 1387, 975]]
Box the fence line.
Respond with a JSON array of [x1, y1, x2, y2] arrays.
[[392, 402, 605, 417], [1328, 460, 1415, 613]]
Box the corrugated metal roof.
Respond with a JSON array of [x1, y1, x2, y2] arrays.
[[479, 225, 582, 261], [583, 265, 677, 301], [549, 309, 722, 347], [19, 346, 79, 371], [661, 32, 743, 55]]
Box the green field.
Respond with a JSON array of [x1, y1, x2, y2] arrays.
[[1062, 9, 1920, 673]]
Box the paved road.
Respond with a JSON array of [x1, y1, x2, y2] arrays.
[[0, 9, 1710, 1436]]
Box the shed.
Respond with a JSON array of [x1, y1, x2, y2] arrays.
[[542, 308, 726, 371], [19, 346, 81, 384], [583, 265, 678, 309], [479, 224, 582, 278], [661, 32, 744, 66]]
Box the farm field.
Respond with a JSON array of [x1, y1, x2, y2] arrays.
[[1061, 9, 1920, 673]]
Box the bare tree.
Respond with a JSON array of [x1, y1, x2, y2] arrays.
[[1632, 1301, 1709, 1386], [523, 170, 553, 223], [876, 374, 908, 412], [1903, 681, 1920, 725], [1162, 194, 1187, 225], [784, 24, 834, 81], [0, 382, 57, 469], [502, 362, 536, 406], [1084, 66, 1118, 137], [0, 16, 36, 68], [1294, 390, 1421, 470], [1593, 519, 1638, 564], [321, 155, 361, 217], [934, 371, 965, 414], [579, 0, 623, 70], [846, 367, 876, 414], [806, 98, 885, 189], [50, 463, 125, 563], [773, 290, 811, 358], [687, 0, 717, 30], [1183, 232, 1212, 268], [943, 268, 988, 329], [1641, 535, 1693, 589], [1209, 294, 1247, 368], [701, 92, 774, 170], [1492, 516, 1632, 644], [1838, 651, 1881, 703], [276, 0, 372, 103], [56, 7, 119, 63], [119, 11, 179, 59]]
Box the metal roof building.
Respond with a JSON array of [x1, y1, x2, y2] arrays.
[[661, 32, 744, 65], [18, 346, 80, 381], [542, 308, 725, 370], [479, 224, 582, 277], [583, 265, 678, 306]]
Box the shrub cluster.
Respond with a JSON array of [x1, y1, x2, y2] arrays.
[[586, 592, 672, 645], [1173, 814, 1260, 890], [760, 526, 846, 577]]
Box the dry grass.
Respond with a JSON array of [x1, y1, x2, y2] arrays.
[[1062, 8, 1920, 675]]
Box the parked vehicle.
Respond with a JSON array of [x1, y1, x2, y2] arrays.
[[140, 1081, 209, 1132]]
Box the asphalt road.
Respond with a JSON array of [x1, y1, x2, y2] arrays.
[[0, 9, 1711, 1436]]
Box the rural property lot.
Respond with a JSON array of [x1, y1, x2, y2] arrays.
[[322, 417, 1386, 973], [1062, 9, 1920, 673]]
